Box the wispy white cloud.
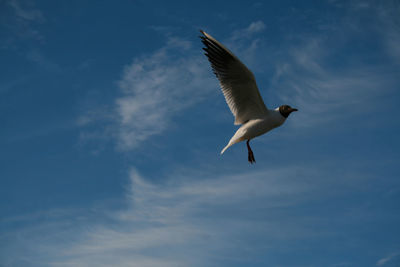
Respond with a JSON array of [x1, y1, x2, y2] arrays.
[[270, 38, 397, 129], [247, 21, 266, 33], [76, 34, 216, 151], [1, 156, 388, 266], [377, 251, 400, 266], [231, 20, 266, 41], [115, 37, 214, 149], [266, 3, 400, 130], [375, 2, 400, 63], [8, 0, 45, 23], [3, 0, 45, 44], [0, 162, 342, 266]]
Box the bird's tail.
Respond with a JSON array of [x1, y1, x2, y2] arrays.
[[220, 127, 246, 155], [220, 143, 232, 154], [220, 137, 241, 155]]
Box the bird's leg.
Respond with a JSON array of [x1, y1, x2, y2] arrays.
[[246, 139, 256, 164]]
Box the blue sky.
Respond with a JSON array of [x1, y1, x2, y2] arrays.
[[1, 0, 400, 266]]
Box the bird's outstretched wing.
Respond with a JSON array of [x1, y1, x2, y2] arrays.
[[200, 30, 268, 125]]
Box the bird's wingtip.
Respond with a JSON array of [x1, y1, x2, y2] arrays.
[[200, 30, 211, 38], [199, 29, 206, 40]]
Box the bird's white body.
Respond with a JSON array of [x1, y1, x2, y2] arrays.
[[200, 30, 297, 162], [221, 108, 285, 154]]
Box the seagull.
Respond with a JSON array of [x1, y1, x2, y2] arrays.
[[200, 30, 298, 164]]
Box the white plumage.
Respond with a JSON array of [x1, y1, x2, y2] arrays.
[[200, 30, 297, 163]]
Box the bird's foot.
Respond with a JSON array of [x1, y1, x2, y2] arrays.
[[246, 139, 256, 164], [248, 150, 256, 164]]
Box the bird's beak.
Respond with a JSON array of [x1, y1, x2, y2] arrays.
[[291, 108, 298, 112]]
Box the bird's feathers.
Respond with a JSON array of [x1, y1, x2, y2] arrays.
[[200, 30, 268, 125]]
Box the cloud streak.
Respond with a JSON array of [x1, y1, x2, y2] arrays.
[[8, 0, 44, 23], [267, 3, 400, 130], [115, 36, 214, 150], [377, 252, 400, 266], [271, 38, 397, 129], [0, 162, 343, 266], [3, 0, 46, 45], [230, 20, 266, 41], [2, 155, 394, 267]]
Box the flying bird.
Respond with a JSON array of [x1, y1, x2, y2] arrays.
[[200, 30, 298, 164]]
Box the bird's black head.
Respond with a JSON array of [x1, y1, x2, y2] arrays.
[[279, 105, 298, 118]]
